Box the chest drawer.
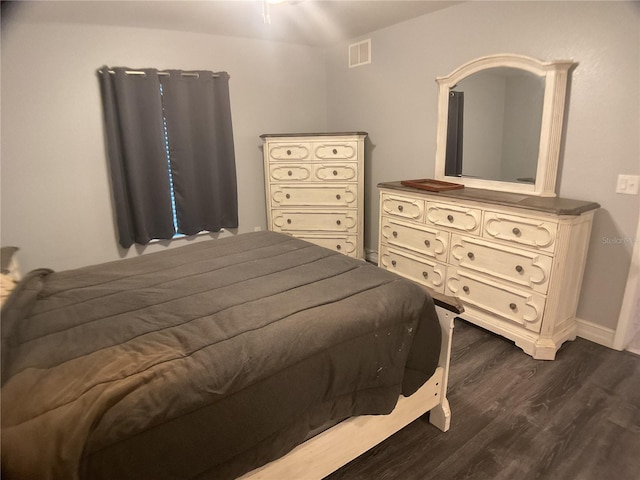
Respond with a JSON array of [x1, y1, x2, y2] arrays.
[[446, 267, 545, 333], [272, 210, 357, 233], [268, 143, 311, 161], [314, 142, 357, 160], [270, 185, 357, 207], [381, 193, 424, 221], [425, 202, 482, 235], [379, 245, 446, 293], [314, 163, 358, 182], [270, 164, 312, 182], [450, 234, 552, 293], [296, 234, 358, 257], [483, 211, 557, 253], [380, 216, 449, 263]]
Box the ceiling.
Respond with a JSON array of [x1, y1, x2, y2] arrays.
[[6, 0, 459, 46]]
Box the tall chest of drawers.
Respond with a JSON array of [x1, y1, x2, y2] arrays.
[[378, 182, 599, 360], [261, 133, 367, 259]]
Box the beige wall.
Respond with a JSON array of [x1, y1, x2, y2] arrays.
[[324, 1, 639, 330], [1, 18, 327, 271]]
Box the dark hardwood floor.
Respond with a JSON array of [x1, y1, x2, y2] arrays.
[[326, 319, 640, 480]]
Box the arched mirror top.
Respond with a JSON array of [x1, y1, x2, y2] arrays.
[[434, 54, 577, 197]]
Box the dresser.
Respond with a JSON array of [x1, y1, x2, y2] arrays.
[[378, 182, 599, 360], [261, 133, 367, 259]]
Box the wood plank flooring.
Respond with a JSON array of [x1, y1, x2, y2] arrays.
[[326, 319, 640, 480]]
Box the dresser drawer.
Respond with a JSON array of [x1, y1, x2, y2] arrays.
[[380, 216, 449, 263], [271, 185, 357, 208], [425, 202, 482, 234], [313, 141, 357, 160], [483, 211, 557, 253], [446, 268, 545, 333], [450, 234, 552, 294], [379, 246, 446, 293], [272, 210, 357, 233], [380, 193, 425, 221], [296, 234, 358, 257], [269, 164, 312, 182], [268, 143, 311, 161], [314, 163, 358, 182]]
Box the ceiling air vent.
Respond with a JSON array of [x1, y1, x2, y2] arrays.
[[349, 39, 371, 68]]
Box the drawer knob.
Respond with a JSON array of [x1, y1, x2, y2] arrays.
[[336, 194, 341, 200], [285, 193, 291, 199], [392, 231, 398, 238], [462, 286, 470, 294], [515, 265, 524, 273], [332, 148, 338, 154], [336, 220, 341, 225], [286, 149, 292, 155], [447, 215, 454, 222], [509, 303, 517, 311], [397, 205, 404, 212], [422, 271, 429, 279], [391, 260, 397, 267], [512, 227, 521, 237], [336, 244, 342, 250], [286, 219, 292, 224], [467, 252, 475, 260], [424, 239, 431, 248], [333, 170, 338, 176], [287, 170, 293, 176]]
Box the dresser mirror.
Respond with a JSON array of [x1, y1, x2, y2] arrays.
[[434, 54, 576, 197]]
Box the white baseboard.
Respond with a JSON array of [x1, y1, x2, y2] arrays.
[[576, 317, 617, 350]]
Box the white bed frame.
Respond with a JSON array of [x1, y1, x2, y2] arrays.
[[240, 298, 458, 480]]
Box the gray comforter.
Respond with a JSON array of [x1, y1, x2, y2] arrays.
[[1, 231, 440, 480]]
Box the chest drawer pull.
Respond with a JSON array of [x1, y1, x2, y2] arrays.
[[336, 220, 341, 226], [286, 219, 292, 224], [422, 271, 429, 278], [286, 149, 292, 155], [285, 193, 291, 199], [332, 148, 338, 154], [391, 260, 397, 267], [336, 244, 342, 250], [333, 170, 338, 176], [515, 265, 524, 273], [447, 215, 454, 222], [398, 205, 404, 212], [424, 239, 431, 248], [336, 194, 341, 200], [287, 170, 293, 176], [512, 227, 521, 236], [462, 286, 470, 293], [509, 303, 518, 311], [392, 231, 398, 238], [467, 252, 475, 260]]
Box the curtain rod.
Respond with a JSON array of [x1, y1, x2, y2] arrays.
[[99, 69, 220, 78]]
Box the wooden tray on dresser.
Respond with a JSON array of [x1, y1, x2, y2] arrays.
[[400, 178, 464, 192]]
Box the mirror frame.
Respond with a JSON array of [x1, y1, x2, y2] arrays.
[[434, 54, 576, 197]]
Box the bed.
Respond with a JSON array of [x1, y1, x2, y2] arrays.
[[1, 231, 454, 480]]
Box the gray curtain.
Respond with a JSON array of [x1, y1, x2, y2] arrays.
[[160, 71, 238, 236], [97, 67, 238, 248]]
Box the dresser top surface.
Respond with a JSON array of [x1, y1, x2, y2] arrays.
[[260, 132, 368, 139], [378, 181, 600, 216]]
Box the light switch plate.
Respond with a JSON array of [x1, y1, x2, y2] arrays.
[[616, 174, 639, 195]]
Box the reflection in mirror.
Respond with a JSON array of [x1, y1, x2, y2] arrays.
[[445, 68, 545, 184]]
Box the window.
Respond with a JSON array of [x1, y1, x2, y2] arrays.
[[97, 67, 238, 248]]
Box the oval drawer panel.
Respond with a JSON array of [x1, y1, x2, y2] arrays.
[[380, 216, 449, 263], [484, 211, 557, 253], [272, 210, 357, 233], [379, 246, 446, 293], [380, 194, 424, 221], [270, 165, 312, 182], [314, 142, 357, 160], [271, 185, 357, 207], [297, 234, 358, 257], [445, 268, 545, 333], [450, 234, 552, 294], [269, 143, 311, 161], [425, 202, 481, 234], [314, 164, 358, 181]]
